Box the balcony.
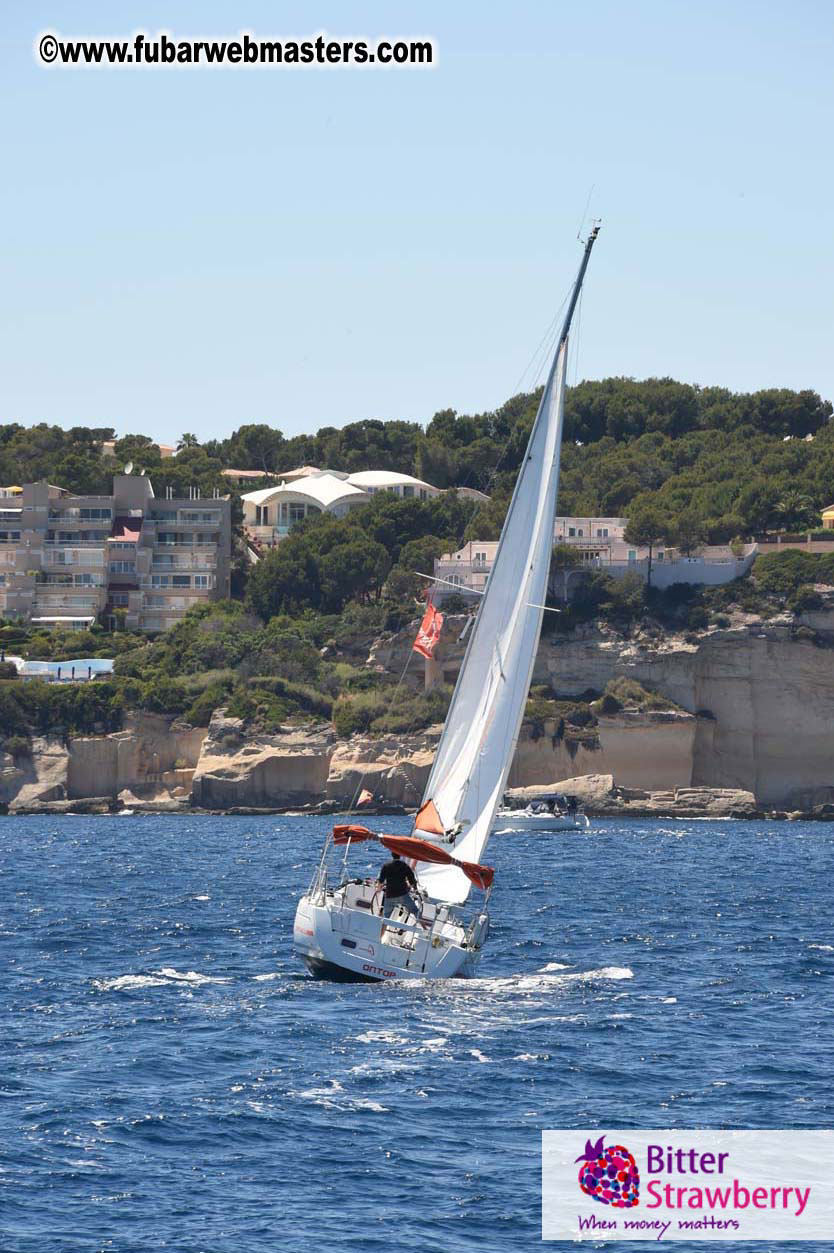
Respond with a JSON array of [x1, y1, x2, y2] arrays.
[[153, 540, 218, 549], [44, 541, 107, 551], [140, 577, 216, 592], [151, 555, 216, 571], [31, 596, 103, 611]]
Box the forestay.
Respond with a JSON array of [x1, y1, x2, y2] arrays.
[[415, 336, 570, 904]]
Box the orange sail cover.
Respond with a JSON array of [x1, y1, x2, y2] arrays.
[[412, 603, 444, 659], [380, 834, 494, 891], [331, 825, 493, 891]]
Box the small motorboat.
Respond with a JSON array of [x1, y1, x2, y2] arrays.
[[494, 794, 590, 833]]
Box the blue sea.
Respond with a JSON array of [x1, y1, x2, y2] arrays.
[[1, 815, 832, 1252]]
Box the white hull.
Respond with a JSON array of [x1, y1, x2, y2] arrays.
[[494, 809, 589, 833], [293, 879, 487, 982]]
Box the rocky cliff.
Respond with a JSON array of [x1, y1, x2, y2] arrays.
[[1, 712, 206, 812], [366, 608, 834, 809], [190, 712, 335, 809], [8, 609, 834, 814]]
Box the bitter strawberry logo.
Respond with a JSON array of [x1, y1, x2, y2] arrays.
[[576, 1135, 640, 1207]]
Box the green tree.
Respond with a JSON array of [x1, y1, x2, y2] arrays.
[[318, 540, 391, 611], [624, 504, 671, 588], [671, 511, 707, 557], [775, 489, 819, 533], [551, 542, 582, 602], [246, 538, 320, 618]]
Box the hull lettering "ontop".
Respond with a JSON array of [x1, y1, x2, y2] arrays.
[[363, 963, 395, 978]]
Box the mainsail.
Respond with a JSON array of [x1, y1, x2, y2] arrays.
[[414, 228, 599, 904]]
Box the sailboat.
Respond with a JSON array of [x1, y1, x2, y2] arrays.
[[293, 226, 600, 981]]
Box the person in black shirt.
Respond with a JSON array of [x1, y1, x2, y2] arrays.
[[378, 852, 422, 924]]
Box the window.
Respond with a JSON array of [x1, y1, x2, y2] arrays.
[[194, 575, 209, 589], [74, 574, 96, 586], [578, 529, 584, 537], [152, 575, 170, 587], [289, 505, 306, 525], [147, 595, 166, 606], [657, 551, 665, 561], [151, 511, 177, 522], [110, 541, 135, 551], [0, 530, 21, 543], [109, 560, 135, 574], [597, 528, 608, 538], [80, 508, 111, 521], [628, 550, 637, 562], [402, 486, 414, 498], [111, 592, 129, 607], [419, 489, 427, 501], [172, 575, 190, 587], [568, 527, 576, 537]]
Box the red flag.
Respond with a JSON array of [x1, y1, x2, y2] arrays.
[[413, 603, 444, 659], [357, 789, 374, 807]]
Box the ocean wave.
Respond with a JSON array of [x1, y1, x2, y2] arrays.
[[93, 968, 230, 991], [289, 1078, 388, 1113]]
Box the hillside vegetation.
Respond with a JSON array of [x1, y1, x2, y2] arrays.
[[2, 378, 833, 744]]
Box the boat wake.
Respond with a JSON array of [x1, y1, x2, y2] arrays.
[[93, 967, 231, 991]]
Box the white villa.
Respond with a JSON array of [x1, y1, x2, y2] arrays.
[[346, 470, 442, 500], [242, 473, 369, 546], [242, 467, 489, 547], [432, 516, 759, 601]]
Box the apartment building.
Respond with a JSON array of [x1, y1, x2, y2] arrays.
[[0, 475, 231, 633]]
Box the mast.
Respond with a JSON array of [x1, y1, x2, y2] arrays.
[[413, 227, 601, 905], [558, 222, 600, 349]]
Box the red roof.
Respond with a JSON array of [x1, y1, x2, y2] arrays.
[[112, 516, 141, 541]]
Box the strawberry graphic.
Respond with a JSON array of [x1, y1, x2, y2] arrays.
[[576, 1135, 640, 1207]]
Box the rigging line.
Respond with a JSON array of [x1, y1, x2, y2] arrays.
[[510, 283, 573, 399], [413, 571, 562, 614], [465, 291, 571, 534], [456, 246, 582, 537], [576, 184, 595, 241], [568, 286, 584, 389], [344, 641, 418, 817]]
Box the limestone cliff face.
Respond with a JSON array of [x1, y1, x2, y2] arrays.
[[326, 729, 439, 806], [67, 713, 206, 802], [190, 712, 335, 809], [366, 610, 834, 808], [506, 711, 696, 792], [9, 610, 834, 812], [0, 737, 70, 809], [536, 617, 834, 807], [2, 712, 207, 811]]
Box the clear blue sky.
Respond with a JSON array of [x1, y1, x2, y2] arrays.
[[2, 0, 832, 443]]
